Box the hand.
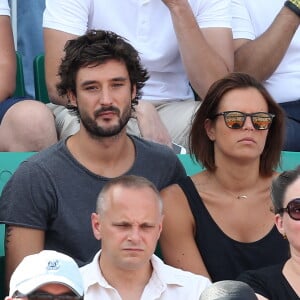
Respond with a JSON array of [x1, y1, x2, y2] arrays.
[[134, 101, 173, 149]]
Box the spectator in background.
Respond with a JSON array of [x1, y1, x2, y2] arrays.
[[6, 250, 83, 300], [0, 29, 186, 290], [238, 166, 300, 300], [81, 175, 211, 299], [232, 0, 300, 151], [15, 0, 45, 98], [159, 73, 289, 281], [0, 0, 57, 151], [43, 0, 233, 149]]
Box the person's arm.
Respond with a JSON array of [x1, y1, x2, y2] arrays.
[[162, 0, 233, 99], [44, 28, 77, 105], [134, 101, 173, 147], [234, 6, 300, 81], [159, 184, 211, 279], [0, 15, 16, 102], [5, 226, 45, 290]]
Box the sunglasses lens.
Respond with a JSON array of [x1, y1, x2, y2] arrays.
[[252, 113, 273, 130], [288, 199, 300, 220], [224, 112, 245, 129]]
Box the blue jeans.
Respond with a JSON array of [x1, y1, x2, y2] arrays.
[[280, 100, 300, 151], [0, 97, 28, 123], [16, 0, 45, 98]]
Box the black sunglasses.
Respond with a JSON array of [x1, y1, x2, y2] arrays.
[[213, 111, 275, 130], [13, 291, 83, 300], [278, 198, 300, 220]]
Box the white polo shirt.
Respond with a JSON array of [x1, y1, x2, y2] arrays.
[[80, 251, 211, 300], [0, 0, 10, 16], [43, 0, 231, 101], [231, 0, 300, 103]]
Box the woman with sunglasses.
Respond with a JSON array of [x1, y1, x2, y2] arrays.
[[159, 72, 289, 282], [237, 166, 300, 299]]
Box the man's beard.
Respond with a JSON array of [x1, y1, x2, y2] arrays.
[[79, 104, 132, 138]]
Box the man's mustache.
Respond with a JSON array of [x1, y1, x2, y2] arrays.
[[94, 106, 120, 117]]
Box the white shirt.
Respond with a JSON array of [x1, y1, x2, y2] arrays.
[[43, 0, 231, 101], [80, 251, 211, 300], [0, 0, 10, 16], [231, 0, 300, 103]]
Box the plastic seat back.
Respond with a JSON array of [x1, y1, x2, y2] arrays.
[[0, 152, 36, 298], [13, 52, 26, 97], [33, 54, 50, 103]]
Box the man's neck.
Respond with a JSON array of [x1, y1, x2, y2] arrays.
[[99, 255, 153, 300], [66, 129, 135, 177]]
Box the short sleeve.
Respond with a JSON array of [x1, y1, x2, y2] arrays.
[[231, 0, 255, 40], [43, 0, 91, 35], [0, 161, 57, 230], [194, 0, 232, 28], [0, 0, 10, 16]]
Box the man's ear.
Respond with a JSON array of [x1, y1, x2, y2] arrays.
[[131, 85, 137, 101], [204, 118, 216, 141], [91, 213, 102, 241], [67, 90, 78, 107], [157, 215, 164, 240]]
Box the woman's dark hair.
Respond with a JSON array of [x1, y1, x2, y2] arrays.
[[189, 72, 285, 177], [272, 165, 300, 214], [56, 29, 149, 114]]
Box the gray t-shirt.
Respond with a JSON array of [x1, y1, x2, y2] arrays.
[[0, 135, 186, 265]]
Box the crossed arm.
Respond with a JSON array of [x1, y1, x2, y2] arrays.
[[162, 0, 234, 99], [234, 5, 300, 81]]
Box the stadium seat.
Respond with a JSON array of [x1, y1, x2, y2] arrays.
[[33, 54, 50, 103], [13, 52, 26, 97], [0, 152, 35, 298]]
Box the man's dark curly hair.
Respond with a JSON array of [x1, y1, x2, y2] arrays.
[[56, 29, 149, 113]]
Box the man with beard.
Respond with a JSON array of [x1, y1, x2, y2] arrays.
[[0, 30, 186, 289], [43, 0, 233, 150]]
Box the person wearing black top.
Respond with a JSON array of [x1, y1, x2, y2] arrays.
[[160, 73, 289, 281], [238, 166, 300, 299]]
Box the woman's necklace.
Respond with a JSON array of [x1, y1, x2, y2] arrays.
[[208, 172, 251, 200]]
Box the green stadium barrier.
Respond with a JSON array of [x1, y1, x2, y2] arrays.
[[0, 152, 34, 298]]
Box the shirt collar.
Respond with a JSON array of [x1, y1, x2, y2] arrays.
[[150, 254, 188, 287], [80, 250, 113, 293], [81, 251, 187, 294]]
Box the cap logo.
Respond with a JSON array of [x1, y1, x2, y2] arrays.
[[47, 259, 60, 271]]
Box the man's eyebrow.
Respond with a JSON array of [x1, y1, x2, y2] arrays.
[[80, 77, 128, 86], [112, 221, 131, 225], [140, 222, 156, 226], [110, 76, 128, 82], [80, 80, 98, 87]]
